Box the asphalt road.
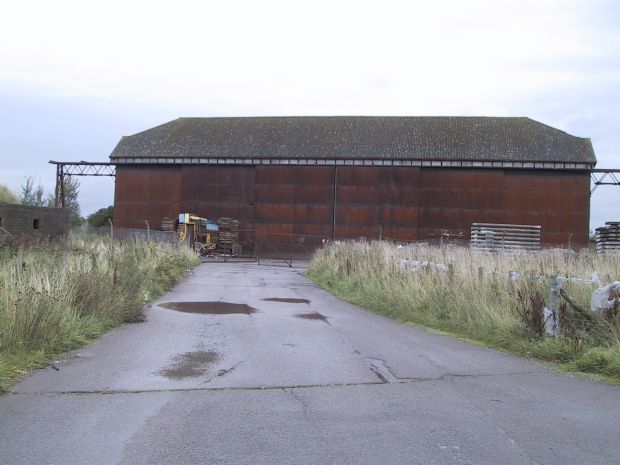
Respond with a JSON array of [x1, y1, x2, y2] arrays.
[[1, 261, 619, 465]]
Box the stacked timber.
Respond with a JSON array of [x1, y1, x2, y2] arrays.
[[162, 217, 178, 232], [217, 218, 239, 254], [596, 222, 620, 253], [470, 223, 541, 252]]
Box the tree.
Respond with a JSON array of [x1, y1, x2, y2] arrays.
[[87, 206, 114, 227], [61, 176, 83, 226], [18, 176, 83, 226], [19, 177, 47, 207], [0, 183, 20, 204]]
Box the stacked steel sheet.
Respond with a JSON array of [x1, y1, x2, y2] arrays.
[[596, 222, 620, 253], [217, 218, 239, 253], [470, 223, 541, 251]]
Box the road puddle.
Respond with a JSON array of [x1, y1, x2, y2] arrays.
[[262, 297, 311, 304], [159, 351, 218, 379], [160, 302, 256, 315], [296, 312, 329, 322]]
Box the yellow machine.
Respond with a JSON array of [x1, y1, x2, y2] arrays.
[[177, 213, 218, 252]]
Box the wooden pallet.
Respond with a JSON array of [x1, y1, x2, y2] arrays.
[[217, 217, 240, 253], [161, 217, 178, 232]]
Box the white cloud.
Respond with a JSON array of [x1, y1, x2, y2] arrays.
[[0, 0, 609, 114], [0, 0, 618, 223]]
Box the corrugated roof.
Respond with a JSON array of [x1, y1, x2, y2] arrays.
[[109, 116, 596, 164]]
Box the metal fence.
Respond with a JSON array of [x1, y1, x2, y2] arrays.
[[71, 226, 324, 266], [71, 226, 178, 244], [254, 232, 325, 267]]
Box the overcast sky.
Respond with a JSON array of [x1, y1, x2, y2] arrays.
[[0, 0, 618, 229]]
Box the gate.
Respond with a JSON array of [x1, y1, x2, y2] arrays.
[[254, 232, 326, 267]]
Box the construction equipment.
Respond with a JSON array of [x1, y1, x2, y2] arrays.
[[176, 213, 218, 253], [162, 213, 243, 256]]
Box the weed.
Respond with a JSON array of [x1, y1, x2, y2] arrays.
[[308, 240, 620, 381], [575, 347, 620, 378], [0, 237, 199, 390]]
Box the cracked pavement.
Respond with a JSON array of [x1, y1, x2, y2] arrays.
[[1, 261, 619, 465]]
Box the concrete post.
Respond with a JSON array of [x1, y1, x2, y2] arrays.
[[545, 276, 561, 337]]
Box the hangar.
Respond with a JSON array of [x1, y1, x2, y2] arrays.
[[109, 116, 595, 248]]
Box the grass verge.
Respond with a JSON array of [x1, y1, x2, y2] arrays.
[[307, 241, 620, 383], [0, 237, 200, 391]]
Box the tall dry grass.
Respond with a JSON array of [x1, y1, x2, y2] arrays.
[[308, 241, 620, 380], [0, 237, 199, 390]]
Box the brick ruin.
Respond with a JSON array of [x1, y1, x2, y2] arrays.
[[0, 203, 71, 244]]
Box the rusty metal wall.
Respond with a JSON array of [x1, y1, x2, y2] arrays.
[[180, 165, 255, 222], [419, 168, 590, 246], [419, 169, 505, 241], [502, 170, 590, 246], [335, 167, 420, 241], [113, 165, 591, 248], [180, 165, 256, 249], [114, 166, 182, 229], [254, 166, 334, 238]]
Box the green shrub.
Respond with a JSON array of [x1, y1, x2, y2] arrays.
[[87, 206, 114, 227], [0, 184, 19, 204], [576, 347, 620, 378]]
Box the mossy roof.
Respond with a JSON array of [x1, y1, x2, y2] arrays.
[[110, 116, 596, 164]]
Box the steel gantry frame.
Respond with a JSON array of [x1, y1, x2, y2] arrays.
[[49, 160, 617, 207], [49, 160, 116, 208], [591, 169, 620, 194]]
